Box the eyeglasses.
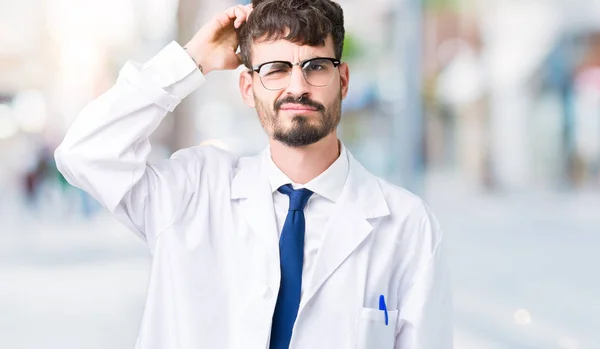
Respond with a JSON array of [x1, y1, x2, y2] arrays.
[[250, 57, 341, 91]]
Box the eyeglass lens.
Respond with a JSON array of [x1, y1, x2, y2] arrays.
[[257, 59, 336, 90]]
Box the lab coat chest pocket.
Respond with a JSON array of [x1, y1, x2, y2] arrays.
[[355, 307, 398, 349]]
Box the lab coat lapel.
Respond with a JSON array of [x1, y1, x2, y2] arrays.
[[230, 149, 280, 257], [299, 150, 390, 313]]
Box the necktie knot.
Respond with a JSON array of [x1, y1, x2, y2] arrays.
[[278, 184, 313, 211]]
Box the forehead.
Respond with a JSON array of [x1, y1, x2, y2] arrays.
[[251, 35, 335, 65]]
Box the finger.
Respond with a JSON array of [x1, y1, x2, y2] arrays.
[[223, 8, 243, 28], [224, 4, 251, 21], [233, 6, 249, 28], [218, 5, 251, 29], [223, 6, 239, 20], [214, 12, 235, 30], [237, 4, 252, 14]]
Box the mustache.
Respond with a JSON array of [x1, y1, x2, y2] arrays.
[[274, 95, 324, 112]]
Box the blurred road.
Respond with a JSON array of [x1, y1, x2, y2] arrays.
[[430, 190, 600, 349], [1, 190, 599, 349]]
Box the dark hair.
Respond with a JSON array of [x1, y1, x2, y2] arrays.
[[238, 0, 345, 68]]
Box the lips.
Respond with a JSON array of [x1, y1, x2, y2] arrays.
[[280, 104, 318, 111]]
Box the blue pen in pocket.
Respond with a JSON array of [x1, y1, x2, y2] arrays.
[[379, 294, 388, 326]]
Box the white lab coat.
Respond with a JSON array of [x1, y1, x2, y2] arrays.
[[54, 41, 453, 349]]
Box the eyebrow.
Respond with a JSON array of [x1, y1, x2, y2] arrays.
[[257, 55, 325, 64], [257, 55, 334, 65]]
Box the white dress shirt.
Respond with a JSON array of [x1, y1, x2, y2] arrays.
[[267, 144, 349, 298]]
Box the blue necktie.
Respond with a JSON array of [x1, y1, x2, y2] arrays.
[[269, 184, 314, 349]]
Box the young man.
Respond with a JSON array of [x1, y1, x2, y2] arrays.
[[55, 1, 453, 348]]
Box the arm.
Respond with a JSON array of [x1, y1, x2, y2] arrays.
[[54, 42, 205, 251], [54, 4, 253, 253], [395, 211, 454, 348]]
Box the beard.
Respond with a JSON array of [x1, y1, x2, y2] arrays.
[[255, 92, 342, 148]]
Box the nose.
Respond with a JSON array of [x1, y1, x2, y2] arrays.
[[284, 65, 311, 98]]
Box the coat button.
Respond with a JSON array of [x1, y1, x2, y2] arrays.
[[263, 287, 273, 299]]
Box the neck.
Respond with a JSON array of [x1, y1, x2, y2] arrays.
[[270, 133, 340, 185]]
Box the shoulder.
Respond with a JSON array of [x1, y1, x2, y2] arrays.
[[346, 149, 441, 242], [171, 144, 236, 163], [170, 145, 238, 172], [377, 179, 433, 218], [374, 176, 444, 252], [169, 145, 265, 185], [161, 146, 240, 190]]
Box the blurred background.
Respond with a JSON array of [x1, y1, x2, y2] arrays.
[[1, 0, 599, 348]]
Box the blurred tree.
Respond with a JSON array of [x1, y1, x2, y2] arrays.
[[342, 33, 362, 62], [423, 0, 460, 11]]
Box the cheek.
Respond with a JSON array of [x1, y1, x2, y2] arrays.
[[255, 90, 281, 109], [322, 86, 342, 104]]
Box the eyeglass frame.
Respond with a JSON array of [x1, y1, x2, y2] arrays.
[[249, 57, 342, 91]]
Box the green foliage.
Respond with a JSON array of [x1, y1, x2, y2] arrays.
[[342, 33, 362, 62], [423, 0, 460, 11]]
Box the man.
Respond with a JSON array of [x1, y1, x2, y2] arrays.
[[54, 0, 453, 348]]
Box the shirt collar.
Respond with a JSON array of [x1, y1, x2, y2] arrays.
[[268, 141, 349, 203]]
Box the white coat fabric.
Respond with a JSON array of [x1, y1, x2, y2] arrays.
[[55, 41, 453, 349]]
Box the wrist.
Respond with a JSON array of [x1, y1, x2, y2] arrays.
[[183, 47, 210, 75]]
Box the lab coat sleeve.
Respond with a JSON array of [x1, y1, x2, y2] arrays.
[[55, 41, 206, 252], [394, 214, 454, 348]]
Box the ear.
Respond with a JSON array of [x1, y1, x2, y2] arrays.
[[339, 62, 350, 99], [239, 71, 256, 108]]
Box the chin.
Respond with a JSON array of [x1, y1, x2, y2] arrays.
[[282, 109, 318, 117], [278, 113, 306, 122], [290, 114, 312, 122]]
